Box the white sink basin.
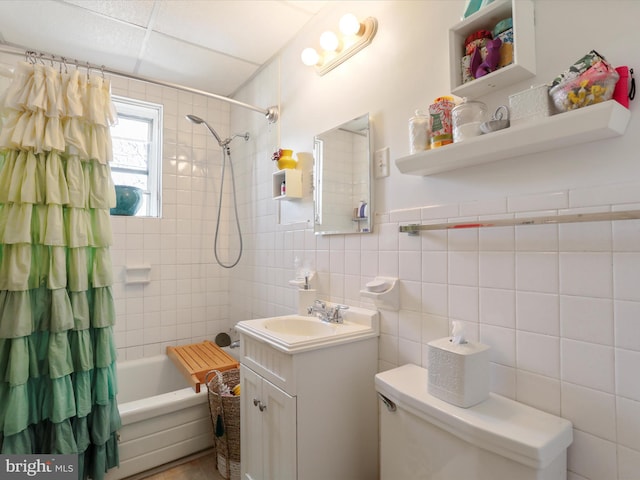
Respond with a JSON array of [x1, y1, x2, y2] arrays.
[[235, 306, 379, 353], [264, 317, 337, 337]]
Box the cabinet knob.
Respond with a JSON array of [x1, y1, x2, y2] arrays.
[[258, 403, 267, 412], [253, 398, 260, 407]]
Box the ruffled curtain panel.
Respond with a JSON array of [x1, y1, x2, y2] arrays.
[[0, 60, 120, 479]]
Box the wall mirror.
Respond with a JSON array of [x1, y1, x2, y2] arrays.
[[313, 113, 372, 235]]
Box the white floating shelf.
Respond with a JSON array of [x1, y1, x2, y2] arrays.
[[272, 168, 302, 199], [395, 101, 631, 176], [449, 0, 536, 98]]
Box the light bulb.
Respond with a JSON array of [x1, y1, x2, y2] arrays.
[[339, 13, 361, 36], [301, 47, 320, 66], [319, 31, 340, 52]]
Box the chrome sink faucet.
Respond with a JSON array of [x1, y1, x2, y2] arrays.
[[307, 300, 349, 324]]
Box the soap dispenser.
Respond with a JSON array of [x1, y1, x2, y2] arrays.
[[297, 276, 316, 315]]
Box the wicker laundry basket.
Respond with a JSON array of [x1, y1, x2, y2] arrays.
[[206, 368, 241, 480]]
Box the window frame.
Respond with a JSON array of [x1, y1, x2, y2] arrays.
[[111, 95, 163, 218]]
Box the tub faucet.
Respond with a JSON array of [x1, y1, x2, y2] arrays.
[[307, 300, 349, 324]]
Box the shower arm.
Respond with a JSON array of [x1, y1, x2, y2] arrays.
[[185, 114, 249, 148], [0, 44, 279, 123]]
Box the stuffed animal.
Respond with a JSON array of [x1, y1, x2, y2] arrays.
[[471, 37, 502, 78]]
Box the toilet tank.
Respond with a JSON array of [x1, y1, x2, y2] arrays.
[[375, 364, 573, 480]]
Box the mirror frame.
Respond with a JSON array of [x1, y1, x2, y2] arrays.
[[313, 113, 372, 235]]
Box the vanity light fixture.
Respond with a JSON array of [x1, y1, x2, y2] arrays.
[[319, 31, 340, 52], [301, 14, 378, 75]]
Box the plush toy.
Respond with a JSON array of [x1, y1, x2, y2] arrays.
[[471, 37, 502, 78]]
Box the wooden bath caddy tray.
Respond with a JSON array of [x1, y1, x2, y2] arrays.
[[167, 340, 239, 393]]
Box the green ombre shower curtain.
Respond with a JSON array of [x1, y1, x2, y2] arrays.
[[0, 59, 120, 479]]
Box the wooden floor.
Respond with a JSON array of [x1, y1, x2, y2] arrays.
[[138, 451, 225, 480]]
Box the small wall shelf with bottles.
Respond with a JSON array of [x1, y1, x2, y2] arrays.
[[449, 0, 536, 99], [273, 169, 302, 199]]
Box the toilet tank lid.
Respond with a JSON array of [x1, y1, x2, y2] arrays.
[[375, 364, 573, 470]]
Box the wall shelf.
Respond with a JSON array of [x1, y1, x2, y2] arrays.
[[124, 264, 152, 285], [272, 169, 302, 199], [395, 101, 630, 176], [449, 0, 536, 99]]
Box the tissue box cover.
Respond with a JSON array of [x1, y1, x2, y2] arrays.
[[508, 84, 554, 126], [427, 337, 490, 408]]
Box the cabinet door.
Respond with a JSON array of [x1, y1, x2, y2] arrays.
[[241, 365, 264, 480], [262, 379, 297, 480]]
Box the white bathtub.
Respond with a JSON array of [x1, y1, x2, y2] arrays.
[[105, 354, 215, 480]]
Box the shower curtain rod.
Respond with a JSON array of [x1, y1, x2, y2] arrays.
[[0, 44, 279, 123]]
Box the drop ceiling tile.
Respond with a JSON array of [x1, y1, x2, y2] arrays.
[[61, 0, 156, 28], [0, 1, 144, 71], [0, 0, 326, 94], [284, 0, 328, 15], [153, 0, 316, 64], [138, 32, 258, 96]]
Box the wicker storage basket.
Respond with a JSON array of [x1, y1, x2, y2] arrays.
[[206, 368, 241, 480]]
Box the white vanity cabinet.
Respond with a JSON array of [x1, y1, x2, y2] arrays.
[[240, 365, 296, 480], [238, 331, 379, 480]]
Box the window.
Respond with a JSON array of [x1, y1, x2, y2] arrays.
[[110, 96, 162, 217]]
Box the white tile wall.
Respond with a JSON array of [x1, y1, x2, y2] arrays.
[[615, 300, 640, 351], [616, 348, 640, 401], [231, 180, 640, 480], [480, 288, 515, 328], [617, 396, 640, 451], [568, 430, 617, 480], [517, 331, 560, 378], [618, 446, 640, 480], [109, 74, 233, 361], [561, 382, 616, 441], [516, 370, 560, 415], [106, 71, 640, 478], [560, 296, 613, 345], [516, 291, 559, 335]]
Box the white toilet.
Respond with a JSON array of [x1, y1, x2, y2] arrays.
[[375, 364, 573, 480]]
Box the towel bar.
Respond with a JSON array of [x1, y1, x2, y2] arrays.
[[399, 209, 640, 235]]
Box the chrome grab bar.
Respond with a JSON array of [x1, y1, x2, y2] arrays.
[[400, 209, 640, 235]]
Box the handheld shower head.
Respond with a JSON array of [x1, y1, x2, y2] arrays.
[[185, 114, 204, 125], [185, 114, 250, 268], [185, 114, 224, 146]]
